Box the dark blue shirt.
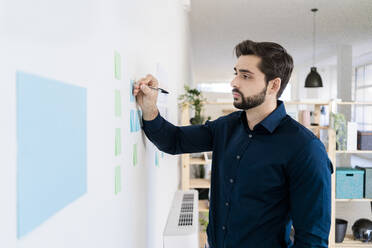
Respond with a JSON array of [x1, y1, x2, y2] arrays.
[[142, 100, 333, 248]]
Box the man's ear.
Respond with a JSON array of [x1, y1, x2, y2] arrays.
[[268, 77, 281, 97]]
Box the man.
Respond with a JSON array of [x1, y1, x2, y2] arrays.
[[134, 40, 333, 248]]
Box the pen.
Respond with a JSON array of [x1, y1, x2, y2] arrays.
[[148, 86, 169, 94]]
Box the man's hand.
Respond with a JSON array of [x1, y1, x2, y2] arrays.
[[133, 74, 159, 121]]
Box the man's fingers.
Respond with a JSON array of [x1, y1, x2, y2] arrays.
[[133, 88, 140, 96], [140, 83, 152, 95], [137, 74, 159, 87]]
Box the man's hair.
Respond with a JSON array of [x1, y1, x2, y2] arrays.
[[234, 40, 294, 98]]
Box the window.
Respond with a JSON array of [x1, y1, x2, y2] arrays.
[[354, 64, 372, 130]]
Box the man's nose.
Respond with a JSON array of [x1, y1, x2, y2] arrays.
[[230, 77, 239, 89]]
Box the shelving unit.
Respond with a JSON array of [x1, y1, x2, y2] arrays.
[[180, 100, 372, 248], [332, 101, 372, 248], [335, 234, 372, 247], [336, 199, 372, 202]]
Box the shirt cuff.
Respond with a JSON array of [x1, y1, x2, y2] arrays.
[[142, 112, 164, 133]]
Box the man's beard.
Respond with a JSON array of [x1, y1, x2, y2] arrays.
[[232, 85, 267, 110]]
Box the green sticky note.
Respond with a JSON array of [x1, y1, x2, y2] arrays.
[[133, 144, 137, 166], [114, 51, 121, 80], [155, 150, 159, 167], [115, 166, 121, 195], [115, 90, 121, 117], [115, 128, 121, 156]]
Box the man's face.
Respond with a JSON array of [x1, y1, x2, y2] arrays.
[[230, 55, 268, 110]]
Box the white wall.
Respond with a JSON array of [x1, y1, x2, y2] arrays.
[[0, 1, 190, 248]]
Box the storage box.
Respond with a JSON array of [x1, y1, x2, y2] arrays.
[[357, 131, 372, 150], [336, 168, 364, 199], [356, 166, 372, 198]]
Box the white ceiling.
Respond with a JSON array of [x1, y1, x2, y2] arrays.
[[189, 0, 372, 83]]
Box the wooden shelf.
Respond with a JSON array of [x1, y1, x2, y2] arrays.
[[335, 234, 372, 247], [284, 101, 330, 105], [308, 125, 330, 130], [336, 150, 372, 154], [198, 200, 209, 212], [199, 231, 207, 248], [336, 198, 372, 202], [205, 101, 233, 105], [190, 157, 208, 165], [190, 178, 210, 188]]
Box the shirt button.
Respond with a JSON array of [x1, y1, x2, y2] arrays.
[[229, 178, 234, 184], [222, 225, 226, 231], [248, 134, 253, 138], [236, 155, 240, 160], [225, 202, 229, 206]]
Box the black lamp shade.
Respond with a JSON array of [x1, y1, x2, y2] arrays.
[[305, 67, 323, 87]]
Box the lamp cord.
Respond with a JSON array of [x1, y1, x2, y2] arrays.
[[312, 8, 318, 67]]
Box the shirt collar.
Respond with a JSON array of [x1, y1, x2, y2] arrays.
[[240, 100, 287, 134]]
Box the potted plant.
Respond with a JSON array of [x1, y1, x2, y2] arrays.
[[199, 212, 209, 232], [179, 86, 210, 199], [178, 85, 210, 125]]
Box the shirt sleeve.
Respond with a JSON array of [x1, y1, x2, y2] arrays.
[[286, 138, 333, 248], [142, 112, 215, 155]]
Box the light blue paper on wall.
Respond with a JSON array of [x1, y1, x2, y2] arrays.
[[16, 71, 87, 238]]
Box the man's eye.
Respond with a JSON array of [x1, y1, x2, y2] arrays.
[[243, 74, 249, 79]]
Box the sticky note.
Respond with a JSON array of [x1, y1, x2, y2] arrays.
[[115, 166, 121, 195], [130, 110, 134, 132], [115, 90, 121, 117], [135, 111, 139, 132], [155, 151, 159, 167], [115, 128, 121, 156], [114, 51, 121, 80], [133, 144, 137, 166], [130, 79, 135, 102], [136, 110, 142, 131]]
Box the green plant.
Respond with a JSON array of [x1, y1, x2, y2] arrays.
[[331, 112, 346, 150], [178, 85, 209, 125], [179, 85, 211, 178], [199, 212, 209, 232]]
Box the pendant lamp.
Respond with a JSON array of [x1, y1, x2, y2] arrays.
[[305, 8, 323, 88]]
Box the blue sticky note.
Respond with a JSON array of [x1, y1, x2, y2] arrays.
[[135, 111, 139, 132], [130, 79, 135, 102], [155, 150, 159, 167], [137, 110, 142, 132], [16, 72, 87, 238], [130, 110, 134, 132]]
